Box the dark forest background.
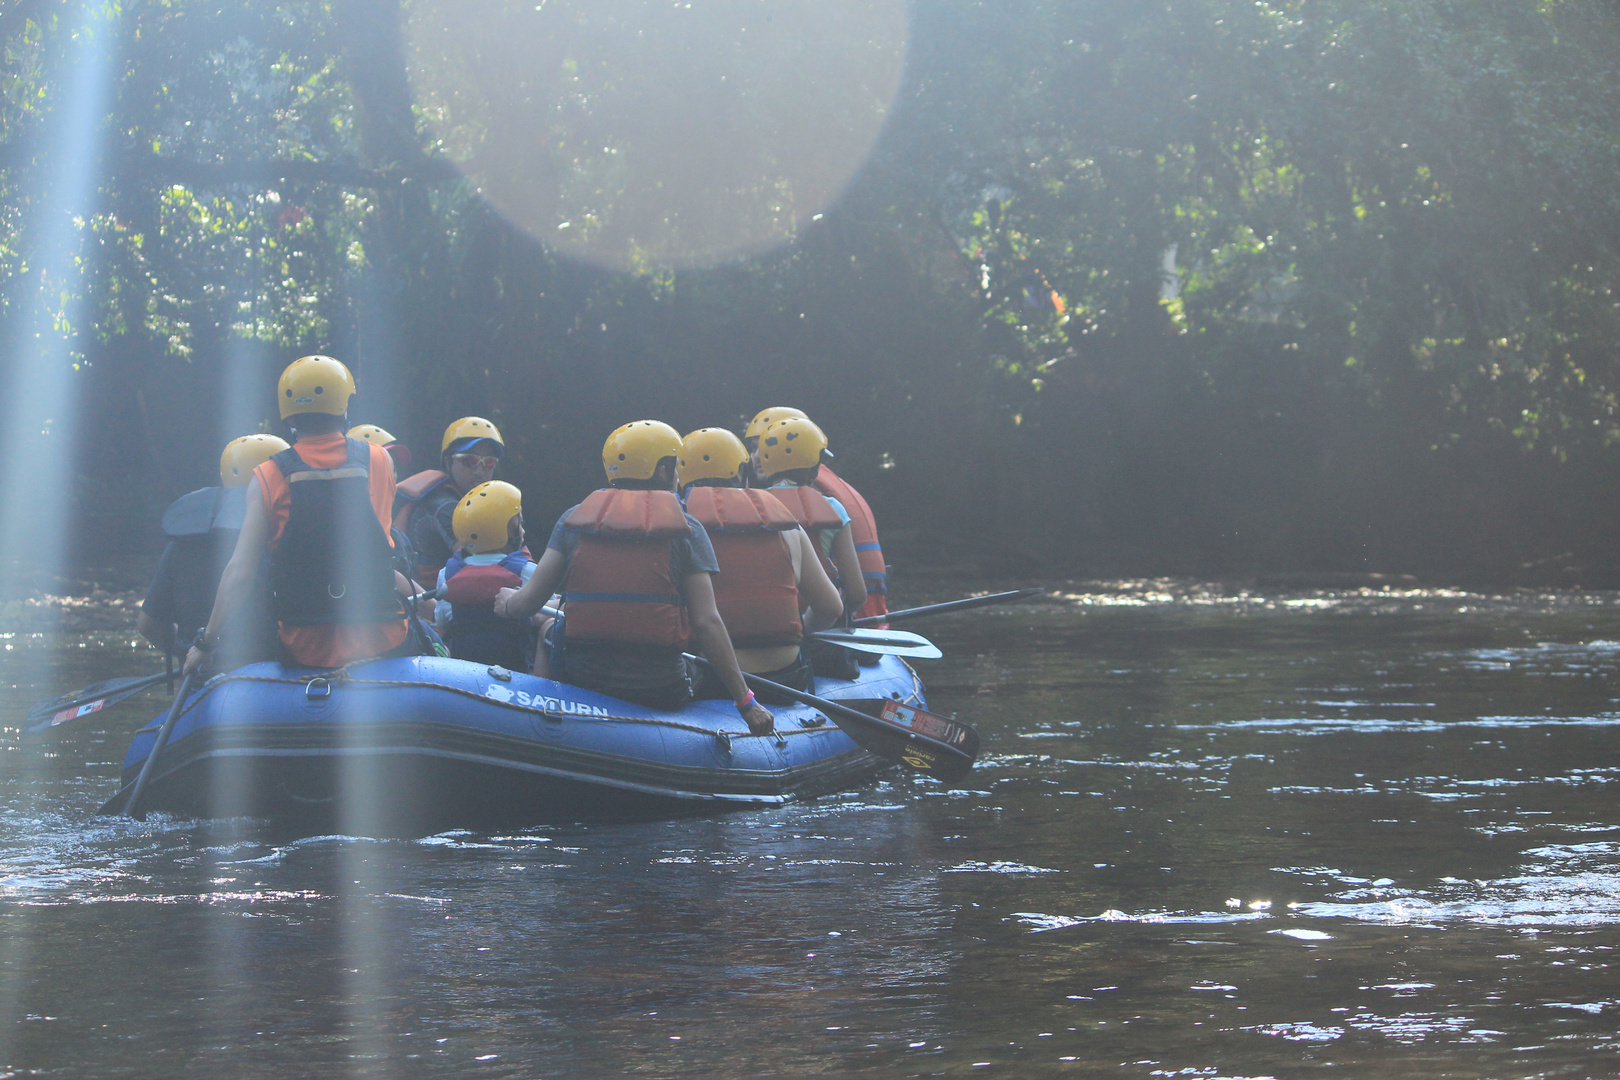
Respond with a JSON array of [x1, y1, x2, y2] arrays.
[[6, 0, 1620, 594]]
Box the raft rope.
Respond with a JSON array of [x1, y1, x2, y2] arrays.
[[142, 654, 928, 755], [900, 659, 925, 706], [166, 666, 875, 747]]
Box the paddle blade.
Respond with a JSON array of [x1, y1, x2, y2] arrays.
[[23, 673, 167, 736], [837, 698, 978, 784], [810, 628, 943, 659], [97, 782, 135, 817]]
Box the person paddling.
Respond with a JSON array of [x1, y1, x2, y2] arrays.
[[492, 420, 775, 733], [395, 417, 505, 589], [182, 355, 414, 676], [434, 480, 538, 671], [755, 416, 868, 681], [677, 427, 842, 700], [137, 433, 286, 668], [743, 406, 889, 624]]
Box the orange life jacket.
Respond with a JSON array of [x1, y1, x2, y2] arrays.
[[392, 469, 450, 533], [683, 487, 803, 648], [393, 469, 454, 588], [560, 488, 694, 648], [769, 483, 845, 587], [813, 465, 889, 621]]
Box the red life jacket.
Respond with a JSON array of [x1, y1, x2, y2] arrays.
[[769, 484, 845, 587], [813, 465, 889, 621], [443, 551, 528, 605], [442, 550, 534, 669], [683, 487, 803, 648], [560, 489, 694, 648]]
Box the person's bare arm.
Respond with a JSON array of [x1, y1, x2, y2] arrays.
[[792, 529, 843, 632], [684, 571, 774, 734], [182, 476, 270, 676], [493, 547, 567, 621], [828, 523, 867, 615]]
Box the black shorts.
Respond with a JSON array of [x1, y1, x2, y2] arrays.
[[545, 618, 697, 710], [695, 648, 815, 706]]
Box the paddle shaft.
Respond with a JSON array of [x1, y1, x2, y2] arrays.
[[122, 670, 199, 820], [854, 588, 1045, 627], [536, 606, 932, 657]]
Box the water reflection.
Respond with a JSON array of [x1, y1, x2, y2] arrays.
[[3, 589, 1620, 1074]]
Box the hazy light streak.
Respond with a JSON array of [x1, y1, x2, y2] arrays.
[[0, 6, 122, 1068], [407, 0, 909, 269], [0, 7, 121, 598]]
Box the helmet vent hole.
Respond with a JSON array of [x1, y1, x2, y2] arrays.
[[314, 386, 323, 394]]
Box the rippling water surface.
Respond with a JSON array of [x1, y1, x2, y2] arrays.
[[4, 587, 1620, 1077]]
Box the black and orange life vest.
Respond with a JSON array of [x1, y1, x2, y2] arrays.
[[442, 550, 533, 669], [813, 465, 889, 621], [560, 489, 694, 648], [683, 486, 803, 648], [266, 439, 402, 626]]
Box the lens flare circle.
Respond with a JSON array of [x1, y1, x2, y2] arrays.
[[407, 0, 909, 270]]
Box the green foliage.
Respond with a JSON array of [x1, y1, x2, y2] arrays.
[[5, 0, 1620, 575]]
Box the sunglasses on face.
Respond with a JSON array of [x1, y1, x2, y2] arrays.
[[452, 453, 499, 470]]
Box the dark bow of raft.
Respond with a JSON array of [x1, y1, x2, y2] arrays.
[[108, 654, 928, 831]]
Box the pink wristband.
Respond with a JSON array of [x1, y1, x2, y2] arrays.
[[735, 690, 756, 715]]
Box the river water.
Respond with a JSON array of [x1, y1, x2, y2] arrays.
[[2, 585, 1619, 1078]]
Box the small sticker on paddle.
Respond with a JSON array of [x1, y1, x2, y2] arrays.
[[52, 698, 107, 727], [902, 747, 942, 771], [878, 700, 972, 747]]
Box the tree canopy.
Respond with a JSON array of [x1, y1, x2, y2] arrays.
[[4, 0, 1620, 585]]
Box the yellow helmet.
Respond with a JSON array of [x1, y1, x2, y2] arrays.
[[758, 416, 828, 479], [744, 406, 808, 441], [452, 480, 523, 555], [219, 434, 291, 488], [347, 423, 396, 447], [677, 428, 749, 487], [603, 420, 682, 482], [441, 417, 504, 455], [277, 355, 356, 419]]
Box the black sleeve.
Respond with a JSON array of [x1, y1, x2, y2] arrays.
[[430, 496, 460, 558], [141, 540, 180, 624], [407, 492, 455, 567]]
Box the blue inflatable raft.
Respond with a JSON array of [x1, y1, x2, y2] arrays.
[[113, 654, 926, 831]]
